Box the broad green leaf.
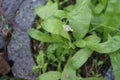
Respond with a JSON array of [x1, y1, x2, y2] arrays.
[[68, 0, 91, 39], [93, 0, 108, 14], [74, 35, 100, 48], [64, 5, 74, 12], [54, 10, 68, 19], [37, 71, 61, 80], [90, 13, 104, 33], [104, 0, 120, 38], [79, 77, 106, 80], [90, 0, 97, 5], [61, 66, 76, 80], [86, 36, 120, 53], [70, 48, 93, 70], [110, 52, 120, 80], [41, 18, 70, 40], [28, 29, 53, 42], [36, 1, 58, 19], [51, 34, 65, 43], [61, 48, 93, 80], [91, 12, 105, 24], [90, 0, 107, 32], [100, 0, 108, 6], [28, 29, 65, 43], [74, 39, 86, 48], [93, 3, 104, 14], [85, 34, 101, 43]]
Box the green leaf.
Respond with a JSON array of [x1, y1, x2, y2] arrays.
[[37, 71, 61, 80], [47, 44, 63, 62], [61, 48, 93, 80], [104, 0, 120, 38], [61, 66, 76, 80], [36, 1, 58, 19], [110, 52, 120, 80], [70, 48, 93, 70], [79, 77, 106, 80], [28, 29, 53, 42], [41, 18, 70, 40], [37, 50, 44, 66], [91, 12, 105, 25], [47, 44, 61, 53], [64, 5, 74, 12], [74, 39, 86, 48], [93, 3, 104, 14], [51, 34, 65, 43], [32, 66, 40, 74], [68, 0, 91, 39], [97, 61, 104, 66], [54, 10, 68, 19], [74, 35, 100, 48], [28, 29, 66, 43], [86, 36, 120, 53], [85, 34, 101, 43], [100, 0, 108, 6], [92, 0, 108, 14], [90, 13, 105, 33]]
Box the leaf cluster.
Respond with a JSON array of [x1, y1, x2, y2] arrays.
[[28, 0, 120, 80]]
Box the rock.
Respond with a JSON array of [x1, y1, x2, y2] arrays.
[[0, 33, 4, 50], [1, 0, 46, 80], [105, 66, 114, 80], [2, 0, 24, 19]]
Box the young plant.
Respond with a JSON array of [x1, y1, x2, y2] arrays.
[[28, 0, 120, 80]]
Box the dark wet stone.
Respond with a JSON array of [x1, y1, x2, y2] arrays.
[[105, 66, 115, 80], [0, 33, 5, 50], [2, 0, 24, 18], [2, 0, 46, 80]]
